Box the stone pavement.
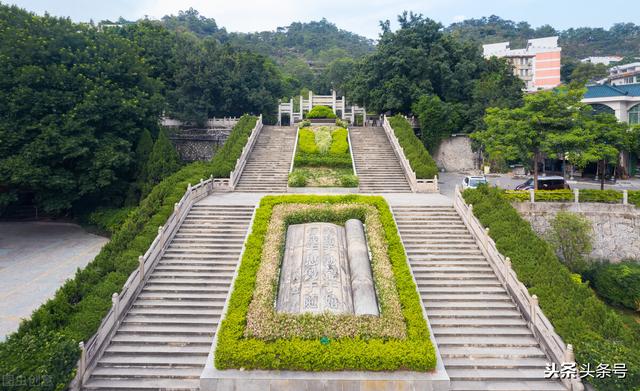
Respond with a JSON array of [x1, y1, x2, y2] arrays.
[[0, 222, 108, 340]]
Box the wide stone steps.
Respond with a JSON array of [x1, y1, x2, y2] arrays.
[[83, 204, 254, 390], [235, 126, 296, 192], [392, 205, 566, 390], [349, 127, 412, 193]]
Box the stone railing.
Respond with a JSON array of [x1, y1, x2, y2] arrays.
[[347, 127, 357, 177], [71, 178, 219, 390], [229, 115, 263, 188], [289, 126, 300, 174], [521, 188, 632, 205], [453, 186, 584, 391], [382, 115, 438, 193]]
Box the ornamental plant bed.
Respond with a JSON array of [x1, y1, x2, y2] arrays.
[[214, 195, 436, 372], [289, 126, 358, 188], [245, 203, 406, 340]]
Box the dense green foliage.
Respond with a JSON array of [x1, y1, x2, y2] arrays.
[[388, 116, 438, 178], [215, 195, 436, 371], [347, 12, 523, 139], [141, 129, 181, 197], [463, 186, 640, 390], [447, 15, 640, 61], [546, 211, 593, 274], [590, 262, 640, 312], [306, 105, 337, 119], [579, 189, 624, 203], [0, 116, 257, 391], [475, 86, 629, 189], [0, 4, 163, 215], [87, 206, 135, 235], [294, 127, 353, 168]]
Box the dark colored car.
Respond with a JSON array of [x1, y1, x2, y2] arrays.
[[515, 176, 570, 190]]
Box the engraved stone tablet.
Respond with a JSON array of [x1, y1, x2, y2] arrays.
[[276, 220, 379, 316]]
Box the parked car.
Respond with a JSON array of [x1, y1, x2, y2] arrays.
[[515, 176, 570, 190], [462, 175, 488, 189]]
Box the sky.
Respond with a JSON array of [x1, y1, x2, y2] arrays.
[[6, 0, 639, 39]]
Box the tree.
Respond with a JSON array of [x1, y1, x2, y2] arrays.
[[546, 211, 593, 274], [474, 87, 586, 189], [0, 4, 163, 214], [566, 112, 628, 189], [142, 129, 181, 196], [568, 62, 609, 85], [412, 95, 460, 149]]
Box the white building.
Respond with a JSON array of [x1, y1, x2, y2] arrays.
[[580, 56, 623, 66], [606, 62, 640, 86]]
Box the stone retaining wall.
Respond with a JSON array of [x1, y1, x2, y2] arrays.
[[513, 202, 640, 262], [434, 135, 476, 172], [169, 131, 229, 161]]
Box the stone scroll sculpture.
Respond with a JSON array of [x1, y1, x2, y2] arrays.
[[276, 219, 379, 316]]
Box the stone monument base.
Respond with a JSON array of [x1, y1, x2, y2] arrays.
[[201, 364, 450, 391]]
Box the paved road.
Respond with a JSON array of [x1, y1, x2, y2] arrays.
[[0, 222, 108, 341], [438, 172, 640, 198]]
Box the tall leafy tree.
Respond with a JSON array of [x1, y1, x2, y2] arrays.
[[474, 87, 586, 189], [0, 4, 163, 214], [141, 129, 180, 196]]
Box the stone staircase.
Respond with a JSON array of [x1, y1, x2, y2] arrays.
[[349, 127, 412, 193], [234, 126, 296, 192], [392, 205, 566, 391], [83, 204, 254, 390]]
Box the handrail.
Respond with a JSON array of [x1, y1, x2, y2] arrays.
[[347, 127, 357, 176], [382, 115, 438, 193], [382, 116, 418, 191], [289, 127, 300, 174], [229, 115, 263, 188], [72, 177, 217, 389], [453, 185, 584, 391]]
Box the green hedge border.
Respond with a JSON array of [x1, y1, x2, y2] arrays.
[[505, 189, 640, 206], [387, 115, 438, 179], [0, 115, 258, 391], [463, 186, 640, 390], [214, 195, 436, 372]]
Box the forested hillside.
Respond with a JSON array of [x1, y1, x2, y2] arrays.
[[155, 9, 374, 94], [0, 4, 283, 216], [447, 15, 640, 60]]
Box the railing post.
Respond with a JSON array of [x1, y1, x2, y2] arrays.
[[174, 202, 179, 212], [482, 227, 490, 249], [467, 204, 473, 222], [574, 188, 579, 203], [138, 255, 145, 283], [158, 225, 164, 235], [187, 183, 192, 192], [505, 257, 512, 285], [623, 190, 628, 205], [112, 292, 120, 323], [78, 341, 86, 385], [529, 189, 535, 203], [530, 294, 538, 327]]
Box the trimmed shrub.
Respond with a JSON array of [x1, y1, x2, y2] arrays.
[[299, 119, 311, 128], [142, 128, 181, 197], [629, 190, 640, 207], [306, 105, 337, 119], [387, 115, 438, 179], [0, 115, 258, 391], [287, 171, 307, 187], [463, 186, 640, 390], [591, 262, 640, 311], [579, 189, 623, 203], [215, 195, 436, 372], [298, 128, 318, 154], [340, 173, 359, 187], [329, 128, 349, 155], [335, 118, 348, 128]]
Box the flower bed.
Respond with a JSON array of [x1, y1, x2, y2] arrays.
[[289, 126, 357, 187], [214, 195, 436, 372], [245, 203, 406, 340]]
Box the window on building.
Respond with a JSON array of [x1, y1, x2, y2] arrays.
[[590, 104, 615, 116], [629, 104, 640, 125], [624, 77, 635, 84]]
